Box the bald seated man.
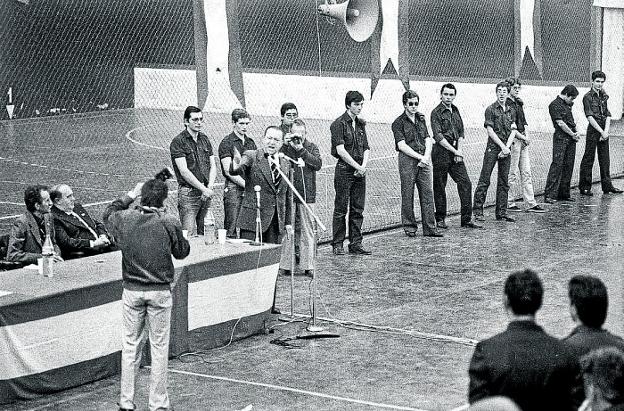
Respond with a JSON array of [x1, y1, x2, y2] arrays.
[[50, 184, 116, 259]]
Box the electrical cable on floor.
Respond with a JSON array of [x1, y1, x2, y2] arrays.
[[177, 317, 243, 364]]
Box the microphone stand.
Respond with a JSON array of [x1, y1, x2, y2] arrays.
[[274, 157, 329, 334]]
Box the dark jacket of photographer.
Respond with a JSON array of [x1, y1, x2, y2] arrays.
[[281, 139, 322, 204]]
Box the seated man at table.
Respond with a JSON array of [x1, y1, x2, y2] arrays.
[[7, 185, 63, 265], [51, 184, 116, 259]]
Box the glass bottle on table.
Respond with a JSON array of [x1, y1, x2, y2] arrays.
[[41, 214, 55, 277], [203, 209, 216, 245]]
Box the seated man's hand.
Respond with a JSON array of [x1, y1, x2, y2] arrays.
[[93, 236, 110, 248]]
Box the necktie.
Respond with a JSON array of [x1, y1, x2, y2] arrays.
[[269, 157, 281, 186]]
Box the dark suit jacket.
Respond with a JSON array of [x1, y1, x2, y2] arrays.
[[52, 203, 113, 259], [231, 148, 291, 235], [468, 320, 581, 411], [7, 211, 61, 265], [563, 325, 624, 359]]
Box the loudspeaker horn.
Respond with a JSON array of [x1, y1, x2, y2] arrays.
[[317, 0, 379, 42]]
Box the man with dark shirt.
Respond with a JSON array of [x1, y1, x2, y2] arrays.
[[391, 90, 441, 237], [279, 119, 322, 275], [578, 70, 623, 196], [473, 81, 517, 222], [7, 185, 62, 265], [169, 106, 217, 235], [503, 77, 546, 213], [468, 269, 581, 410], [330, 91, 371, 256], [430, 83, 482, 229], [544, 85, 580, 203], [563, 275, 624, 359], [218, 108, 257, 238]]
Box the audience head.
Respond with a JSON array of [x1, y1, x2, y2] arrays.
[[183, 106, 203, 133], [504, 269, 543, 316], [24, 185, 52, 214], [440, 83, 457, 105], [140, 179, 168, 208], [469, 396, 521, 411], [561, 85, 579, 105], [183, 106, 202, 122], [50, 184, 76, 213], [568, 275, 608, 328], [581, 347, 624, 409], [290, 119, 306, 142], [495, 81, 510, 104], [402, 90, 420, 116], [591, 70, 607, 82], [504, 77, 521, 98], [263, 126, 284, 155], [280, 103, 298, 127]]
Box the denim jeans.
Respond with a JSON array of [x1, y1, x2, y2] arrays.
[[544, 134, 576, 199], [579, 127, 613, 192], [119, 289, 172, 411], [223, 183, 244, 238], [332, 162, 365, 247], [280, 202, 316, 271], [473, 147, 511, 218], [433, 158, 473, 225], [398, 152, 436, 235], [508, 140, 538, 208], [177, 186, 210, 235]]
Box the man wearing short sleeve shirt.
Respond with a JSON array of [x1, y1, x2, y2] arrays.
[[544, 85, 580, 203], [578, 70, 622, 196], [330, 90, 371, 256], [430, 83, 481, 229], [169, 106, 217, 235], [473, 82, 517, 222], [218, 109, 257, 238]]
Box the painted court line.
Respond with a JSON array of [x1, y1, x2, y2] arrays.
[[167, 368, 427, 411]]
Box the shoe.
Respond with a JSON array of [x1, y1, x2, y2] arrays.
[[303, 270, 313, 277], [544, 197, 556, 204], [119, 408, 134, 411], [436, 220, 448, 229], [332, 245, 345, 255], [271, 307, 282, 315], [278, 268, 291, 276], [526, 205, 546, 213], [474, 214, 485, 222], [507, 204, 522, 212], [404, 231, 417, 237], [604, 187, 624, 194], [496, 215, 516, 222], [580, 189, 593, 196], [558, 197, 575, 202], [461, 221, 483, 229], [348, 245, 372, 255], [424, 232, 444, 238]]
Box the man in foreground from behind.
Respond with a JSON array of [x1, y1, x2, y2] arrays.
[[468, 269, 581, 410], [104, 179, 190, 411]]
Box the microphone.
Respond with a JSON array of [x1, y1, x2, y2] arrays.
[[278, 152, 305, 167], [254, 185, 261, 208]]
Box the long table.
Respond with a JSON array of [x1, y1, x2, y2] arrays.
[[0, 239, 280, 404]]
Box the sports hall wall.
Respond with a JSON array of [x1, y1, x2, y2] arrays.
[[0, 0, 596, 122]]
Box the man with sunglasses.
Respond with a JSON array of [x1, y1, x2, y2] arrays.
[[170, 106, 217, 235], [391, 90, 442, 237], [280, 102, 299, 135], [430, 83, 482, 229]]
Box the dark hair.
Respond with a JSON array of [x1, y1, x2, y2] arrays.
[[568, 275, 608, 328], [291, 118, 306, 131], [345, 90, 364, 108], [505, 77, 521, 87], [591, 70, 606, 81], [280, 102, 298, 117], [402, 90, 419, 105], [24, 185, 49, 212], [504, 269, 543, 315], [496, 81, 511, 92], [140, 179, 168, 208], [581, 347, 624, 404], [440, 83, 456, 95], [561, 84, 579, 97], [183, 106, 202, 122], [231, 108, 250, 123], [49, 185, 63, 203]]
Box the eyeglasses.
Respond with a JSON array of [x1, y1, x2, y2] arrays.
[[189, 117, 203, 122], [284, 113, 298, 118], [406, 102, 419, 106]]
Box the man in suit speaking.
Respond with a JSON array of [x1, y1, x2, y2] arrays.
[[51, 184, 115, 259]]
